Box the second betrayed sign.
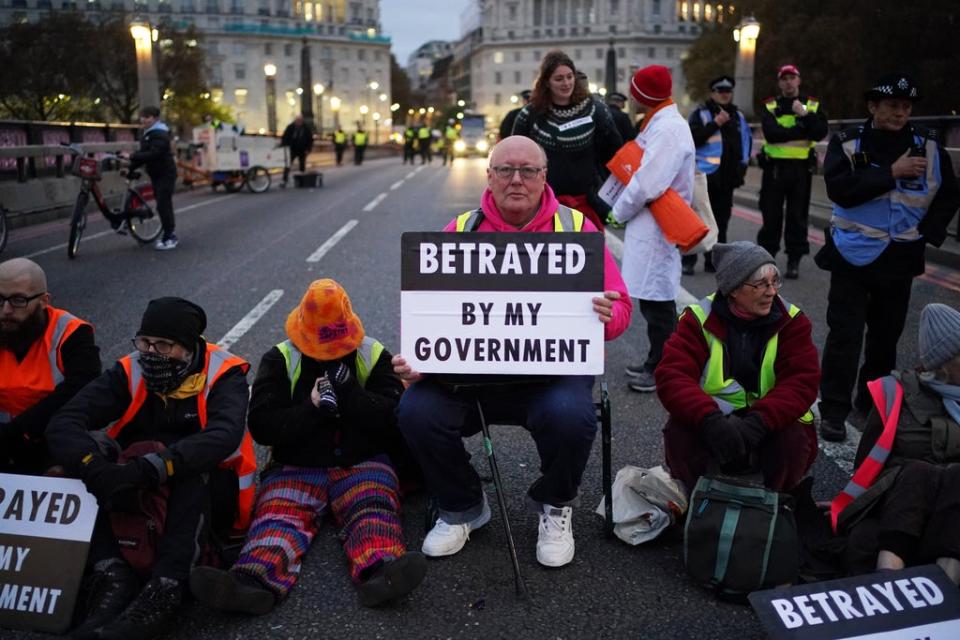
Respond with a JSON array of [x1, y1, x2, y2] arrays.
[[400, 231, 605, 375]]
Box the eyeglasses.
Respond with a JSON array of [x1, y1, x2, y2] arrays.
[[0, 292, 45, 308], [713, 88, 733, 94], [132, 336, 177, 354], [741, 277, 783, 292], [490, 165, 546, 181]]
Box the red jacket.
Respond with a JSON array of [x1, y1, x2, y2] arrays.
[[655, 295, 820, 431]]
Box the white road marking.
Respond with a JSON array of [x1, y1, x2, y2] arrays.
[[362, 193, 388, 212], [306, 219, 358, 263], [217, 289, 284, 350], [405, 171, 416, 179], [603, 228, 697, 312], [22, 194, 239, 259], [390, 180, 404, 190]]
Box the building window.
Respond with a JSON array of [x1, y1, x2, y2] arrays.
[[207, 15, 220, 26], [513, 51, 521, 62], [234, 88, 247, 105], [181, 0, 196, 11], [234, 63, 246, 80], [493, 51, 504, 64], [648, 46, 656, 58], [258, 0, 270, 16], [375, 50, 382, 61], [533, 0, 542, 25], [495, 93, 501, 106], [233, 42, 245, 55], [596, 48, 603, 59], [652, 0, 661, 15], [357, 49, 366, 61], [666, 46, 674, 58], [264, 42, 273, 55], [206, 39, 219, 53], [210, 65, 222, 85], [494, 71, 502, 85], [286, 64, 294, 79], [508, 2, 517, 21], [514, 70, 521, 83], [284, 43, 293, 56], [609, 0, 619, 14], [157, 0, 172, 13], [206, 0, 219, 12], [573, 48, 580, 59], [533, 50, 541, 61], [653, 24, 661, 33], [230, 0, 243, 14], [618, 47, 625, 58]]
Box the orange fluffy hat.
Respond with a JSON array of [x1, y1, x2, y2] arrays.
[[285, 279, 365, 360]]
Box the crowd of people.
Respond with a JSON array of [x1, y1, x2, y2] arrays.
[[2, 46, 960, 639]]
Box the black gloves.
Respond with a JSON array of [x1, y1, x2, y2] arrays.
[[730, 413, 767, 450], [701, 412, 745, 467], [80, 453, 163, 509]]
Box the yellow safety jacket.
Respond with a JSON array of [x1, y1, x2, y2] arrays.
[[761, 98, 820, 160]]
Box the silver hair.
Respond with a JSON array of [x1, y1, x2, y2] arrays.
[[744, 263, 780, 285]]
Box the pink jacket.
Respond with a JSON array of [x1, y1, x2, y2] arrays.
[[442, 184, 632, 341]]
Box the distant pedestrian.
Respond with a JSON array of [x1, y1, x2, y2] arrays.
[[498, 89, 531, 141], [417, 122, 432, 164], [816, 73, 960, 442], [353, 124, 368, 165], [333, 126, 347, 166], [128, 106, 178, 250], [606, 92, 636, 147], [512, 49, 623, 229], [280, 114, 315, 186], [403, 124, 416, 164], [684, 75, 752, 275], [757, 65, 828, 279]]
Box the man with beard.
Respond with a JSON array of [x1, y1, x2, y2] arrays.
[[46, 297, 256, 640], [0, 258, 100, 474]]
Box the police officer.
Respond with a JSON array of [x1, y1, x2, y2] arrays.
[[353, 123, 368, 166], [332, 126, 347, 166], [403, 123, 416, 164], [417, 121, 432, 164], [606, 92, 636, 146], [684, 76, 752, 274], [816, 73, 960, 442], [499, 89, 530, 140], [757, 65, 828, 279], [443, 119, 459, 166]]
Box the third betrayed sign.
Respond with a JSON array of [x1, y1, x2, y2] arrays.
[[400, 231, 605, 375]]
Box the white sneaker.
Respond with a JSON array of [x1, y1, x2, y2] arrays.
[[154, 233, 178, 251], [536, 505, 574, 567], [421, 495, 491, 557]]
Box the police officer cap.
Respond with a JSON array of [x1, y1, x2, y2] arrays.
[[607, 92, 628, 103], [709, 76, 735, 91], [519, 89, 532, 100], [864, 73, 921, 101]]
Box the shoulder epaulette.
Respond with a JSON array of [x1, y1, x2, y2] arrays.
[[836, 125, 864, 142], [911, 123, 936, 139], [763, 96, 776, 103]]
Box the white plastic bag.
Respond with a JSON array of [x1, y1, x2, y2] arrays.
[[595, 465, 689, 546]]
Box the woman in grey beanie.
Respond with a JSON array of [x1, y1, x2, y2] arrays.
[[835, 303, 960, 585], [655, 241, 820, 492]]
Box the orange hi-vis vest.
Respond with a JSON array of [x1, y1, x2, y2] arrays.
[[106, 343, 257, 531], [0, 306, 88, 424]]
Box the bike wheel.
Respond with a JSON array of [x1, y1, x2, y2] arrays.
[[127, 206, 164, 243], [68, 192, 88, 259], [0, 209, 7, 254], [245, 166, 271, 193], [223, 173, 244, 193]]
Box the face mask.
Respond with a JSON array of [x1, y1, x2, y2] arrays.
[[139, 350, 192, 393]]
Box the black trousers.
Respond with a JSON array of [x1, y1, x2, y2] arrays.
[[282, 149, 308, 182], [819, 268, 913, 422], [403, 143, 415, 163], [354, 144, 366, 165], [757, 159, 812, 258], [419, 143, 432, 164], [638, 298, 678, 374], [88, 473, 211, 581], [683, 179, 735, 268], [879, 462, 960, 563], [151, 175, 176, 236], [334, 144, 346, 165]]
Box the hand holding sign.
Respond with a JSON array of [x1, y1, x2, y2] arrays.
[[391, 354, 423, 385], [593, 291, 621, 324]]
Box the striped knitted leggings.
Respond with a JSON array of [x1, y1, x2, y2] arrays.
[[231, 460, 405, 597]]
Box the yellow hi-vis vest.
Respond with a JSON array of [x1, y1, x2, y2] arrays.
[[334, 131, 346, 144], [275, 337, 384, 395], [687, 293, 814, 424], [455, 204, 584, 232], [761, 98, 820, 160], [354, 131, 367, 146]]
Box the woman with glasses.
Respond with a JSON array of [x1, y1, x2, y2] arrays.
[[654, 241, 820, 492], [510, 49, 622, 229]]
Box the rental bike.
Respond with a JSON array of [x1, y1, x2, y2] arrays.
[[63, 144, 163, 259]]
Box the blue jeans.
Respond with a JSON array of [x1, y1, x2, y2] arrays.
[[397, 376, 597, 523]]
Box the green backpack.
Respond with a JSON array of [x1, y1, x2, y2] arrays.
[[683, 473, 799, 602]]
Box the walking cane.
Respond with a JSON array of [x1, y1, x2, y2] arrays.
[[475, 398, 529, 599]]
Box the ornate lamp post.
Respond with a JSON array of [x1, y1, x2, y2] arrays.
[[733, 15, 761, 118], [129, 20, 160, 108], [263, 63, 278, 134], [313, 83, 325, 137]]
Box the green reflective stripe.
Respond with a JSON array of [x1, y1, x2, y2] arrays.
[[276, 340, 302, 397], [763, 99, 818, 159], [714, 502, 742, 585], [48, 312, 78, 386], [455, 209, 480, 232], [760, 492, 781, 583], [456, 206, 583, 233], [354, 336, 384, 388]]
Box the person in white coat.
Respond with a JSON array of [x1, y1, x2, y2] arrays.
[[609, 65, 696, 393]]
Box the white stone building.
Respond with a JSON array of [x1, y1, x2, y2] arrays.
[[0, 0, 392, 136]]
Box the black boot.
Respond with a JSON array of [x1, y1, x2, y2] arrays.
[[819, 418, 847, 443], [97, 576, 183, 640], [189, 566, 276, 615], [70, 558, 140, 640], [356, 552, 427, 607], [785, 257, 800, 280], [704, 252, 716, 273]]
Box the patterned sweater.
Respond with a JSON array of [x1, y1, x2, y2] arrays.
[[511, 97, 623, 200]]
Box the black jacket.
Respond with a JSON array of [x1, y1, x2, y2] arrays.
[[609, 105, 636, 148], [817, 120, 960, 277], [46, 342, 249, 477], [760, 94, 828, 159], [129, 123, 177, 182], [499, 107, 523, 140], [281, 122, 315, 153], [688, 100, 748, 190], [247, 344, 404, 469]]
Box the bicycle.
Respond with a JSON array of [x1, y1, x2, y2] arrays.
[[63, 144, 164, 259]]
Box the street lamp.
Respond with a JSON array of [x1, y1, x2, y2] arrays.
[[372, 111, 381, 145], [329, 95, 341, 129], [733, 15, 761, 118], [129, 20, 160, 108], [313, 83, 325, 137], [263, 63, 278, 133]]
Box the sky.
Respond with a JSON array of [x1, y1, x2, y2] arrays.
[[380, 0, 471, 66]]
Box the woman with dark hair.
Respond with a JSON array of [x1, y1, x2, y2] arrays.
[[511, 50, 623, 228]]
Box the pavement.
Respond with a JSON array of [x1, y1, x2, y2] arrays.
[[1, 157, 959, 639]]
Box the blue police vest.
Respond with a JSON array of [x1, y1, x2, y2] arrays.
[[694, 107, 752, 175], [830, 127, 941, 267]]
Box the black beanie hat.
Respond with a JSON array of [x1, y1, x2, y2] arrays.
[[137, 297, 207, 349]]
